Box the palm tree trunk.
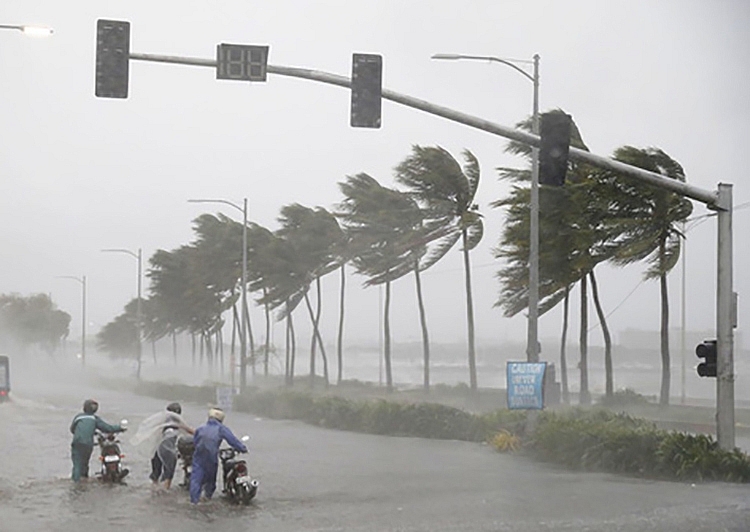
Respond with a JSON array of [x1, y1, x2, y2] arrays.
[[413, 260, 430, 392], [243, 294, 256, 377], [384, 280, 393, 392], [152, 340, 157, 364], [206, 331, 214, 376], [461, 229, 477, 392], [289, 306, 296, 385], [315, 277, 329, 386], [304, 292, 316, 387], [199, 333, 205, 367], [337, 264, 346, 385], [659, 267, 671, 407], [579, 276, 591, 404], [231, 303, 238, 381], [284, 299, 294, 386], [589, 270, 613, 397], [560, 286, 570, 404], [172, 330, 177, 366], [304, 288, 330, 387], [191, 333, 196, 367], [264, 290, 271, 377], [217, 328, 224, 378]]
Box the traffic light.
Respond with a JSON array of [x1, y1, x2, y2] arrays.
[[95, 19, 130, 98], [350, 53, 382, 128], [538, 112, 572, 186], [216, 44, 269, 82], [696, 339, 717, 377]]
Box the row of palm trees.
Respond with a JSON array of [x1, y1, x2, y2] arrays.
[[494, 110, 692, 406], [97, 110, 692, 404], [98, 145, 484, 393]]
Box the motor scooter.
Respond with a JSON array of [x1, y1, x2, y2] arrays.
[[96, 419, 129, 483], [176, 434, 194, 489], [219, 435, 258, 504]]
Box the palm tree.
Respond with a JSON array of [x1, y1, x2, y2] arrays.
[[394, 146, 483, 392], [603, 146, 693, 406], [276, 204, 347, 387], [245, 223, 303, 384], [337, 173, 430, 392], [494, 111, 622, 403]]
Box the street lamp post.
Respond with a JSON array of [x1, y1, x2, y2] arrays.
[[0, 24, 54, 37], [432, 53, 541, 362], [188, 198, 249, 390], [102, 248, 143, 379], [56, 275, 86, 366]]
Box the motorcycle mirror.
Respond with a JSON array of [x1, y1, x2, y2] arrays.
[[120, 419, 129, 427], [241, 435, 250, 442]]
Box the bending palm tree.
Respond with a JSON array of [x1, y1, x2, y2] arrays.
[[603, 146, 693, 406], [337, 173, 429, 392], [394, 146, 483, 392]]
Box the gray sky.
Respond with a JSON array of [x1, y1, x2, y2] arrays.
[[2, 0, 749, 354]]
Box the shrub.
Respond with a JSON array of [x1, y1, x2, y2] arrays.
[[597, 388, 655, 408], [656, 432, 750, 482]]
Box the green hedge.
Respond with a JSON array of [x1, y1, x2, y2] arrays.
[[234, 391, 513, 441], [529, 409, 750, 482]]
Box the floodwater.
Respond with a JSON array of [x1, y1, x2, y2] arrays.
[[2, 359, 750, 531]]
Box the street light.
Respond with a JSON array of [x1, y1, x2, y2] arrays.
[[0, 24, 54, 37], [102, 248, 143, 379], [56, 275, 86, 366], [188, 198, 249, 390], [432, 52, 541, 362]]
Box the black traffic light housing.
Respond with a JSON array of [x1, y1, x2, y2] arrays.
[[350, 53, 382, 128], [95, 19, 130, 98], [539, 112, 572, 186], [696, 339, 717, 378]]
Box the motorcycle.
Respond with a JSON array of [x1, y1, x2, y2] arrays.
[[176, 434, 194, 489], [219, 435, 258, 505], [96, 419, 129, 483]]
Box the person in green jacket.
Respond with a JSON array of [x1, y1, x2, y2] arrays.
[[70, 399, 126, 482]]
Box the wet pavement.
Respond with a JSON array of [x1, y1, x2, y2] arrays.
[[1, 360, 750, 531]]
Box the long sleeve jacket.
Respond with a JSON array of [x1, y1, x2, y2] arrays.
[[70, 413, 123, 447], [193, 418, 247, 465]]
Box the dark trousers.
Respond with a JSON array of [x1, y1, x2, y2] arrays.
[[150, 452, 162, 482], [71, 443, 93, 482]]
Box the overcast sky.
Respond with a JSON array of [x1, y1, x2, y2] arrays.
[[2, 1, 749, 358]]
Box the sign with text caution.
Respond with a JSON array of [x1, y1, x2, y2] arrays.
[[507, 362, 547, 410]]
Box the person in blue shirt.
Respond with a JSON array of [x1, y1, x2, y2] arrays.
[[69, 399, 126, 482], [189, 407, 247, 504]]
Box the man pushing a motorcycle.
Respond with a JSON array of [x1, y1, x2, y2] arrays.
[[189, 407, 247, 504], [69, 399, 127, 482]]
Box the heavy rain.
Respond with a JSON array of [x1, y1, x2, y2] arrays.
[[2, 1, 750, 530]]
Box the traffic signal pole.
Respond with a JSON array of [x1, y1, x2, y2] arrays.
[[716, 184, 734, 449], [114, 42, 734, 450]]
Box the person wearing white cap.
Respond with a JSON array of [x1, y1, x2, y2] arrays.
[[189, 407, 247, 503]]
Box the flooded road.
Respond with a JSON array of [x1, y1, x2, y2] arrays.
[[2, 360, 750, 531]]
